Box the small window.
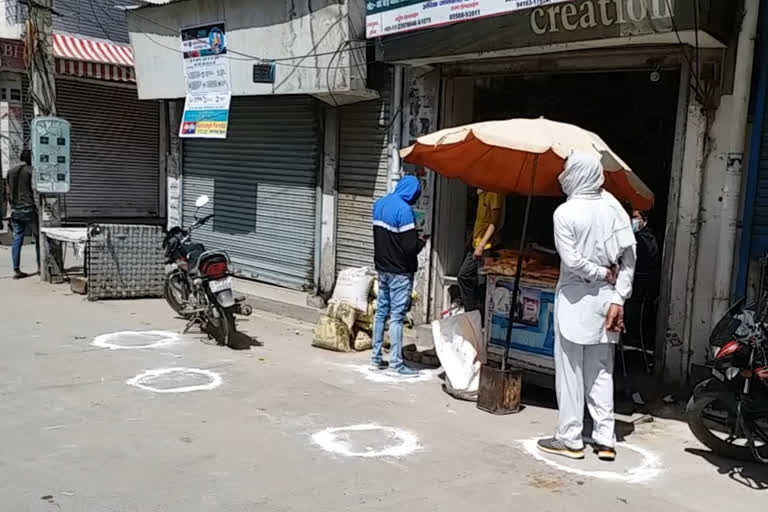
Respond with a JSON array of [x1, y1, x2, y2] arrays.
[[10, 89, 21, 101]]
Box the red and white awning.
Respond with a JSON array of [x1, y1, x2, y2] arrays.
[[53, 33, 136, 82]]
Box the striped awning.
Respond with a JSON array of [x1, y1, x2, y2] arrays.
[[53, 33, 136, 82]]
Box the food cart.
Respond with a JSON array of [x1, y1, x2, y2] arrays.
[[482, 249, 559, 377]]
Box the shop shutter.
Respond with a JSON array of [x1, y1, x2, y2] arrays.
[[336, 67, 392, 272], [751, 96, 768, 256], [182, 96, 321, 290], [56, 79, 160, 218]]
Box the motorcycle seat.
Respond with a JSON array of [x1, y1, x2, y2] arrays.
[[184, 243, 206, 270]]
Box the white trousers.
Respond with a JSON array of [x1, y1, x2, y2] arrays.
[[554, 337, 616, 449]]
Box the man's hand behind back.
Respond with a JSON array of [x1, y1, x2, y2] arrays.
[[606, 304, 625, 333]]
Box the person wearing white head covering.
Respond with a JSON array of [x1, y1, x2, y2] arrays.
[[537, 150, 637, 462]]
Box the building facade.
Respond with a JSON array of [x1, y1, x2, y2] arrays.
[[375, 0, 758, 387], [128, 0, 760, 387], [0, 0, 163, 224], [127, 0, 383, 291]]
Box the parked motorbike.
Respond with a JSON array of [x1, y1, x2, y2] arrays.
[[686, 298, 768, 462], [162, 195, 253, 349]]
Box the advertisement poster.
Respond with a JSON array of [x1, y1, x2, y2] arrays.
[[485, 275, 555, 357], [365, 0, 569, 38], [179, 92, 232, 139], [181, 22, 231, 94], [167, 175, 182, 230]]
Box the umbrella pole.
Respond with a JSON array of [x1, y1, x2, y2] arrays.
[[501, 154, 539, 372]]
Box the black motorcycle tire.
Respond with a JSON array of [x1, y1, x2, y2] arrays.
[[687, 391, 768, 462], [164, 271, 193, 320]]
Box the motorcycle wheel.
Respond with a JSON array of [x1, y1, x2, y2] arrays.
[[203, 303, 232, 346], [686, 391, 768, 462], [164, 271, 193, 320]]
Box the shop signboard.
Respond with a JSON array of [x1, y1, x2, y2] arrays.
[[366, 0, 571, 38], [180, 23, 232, 139], [485, 274, 555, 358], [179, 92, 231, 139], [376, 0, 737, 64]]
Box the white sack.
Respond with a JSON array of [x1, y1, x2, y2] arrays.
[[331, 267, 374, 312], [432, 310, 486, 393]]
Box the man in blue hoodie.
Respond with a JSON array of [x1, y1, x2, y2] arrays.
[[371, 175, 426, 378]]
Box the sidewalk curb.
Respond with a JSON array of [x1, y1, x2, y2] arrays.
[[241, 292, 324, 325]]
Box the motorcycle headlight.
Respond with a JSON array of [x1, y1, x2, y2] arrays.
[[726, 367, 740, 380]]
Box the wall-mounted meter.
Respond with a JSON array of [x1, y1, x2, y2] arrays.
[[32, 116, 71, 194]]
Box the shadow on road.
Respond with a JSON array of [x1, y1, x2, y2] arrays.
[[685, 448, 768, 490]]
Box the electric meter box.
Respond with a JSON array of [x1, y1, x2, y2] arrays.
[[32, 116, 71, 194]]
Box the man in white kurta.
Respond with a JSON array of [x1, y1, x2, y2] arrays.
[[537, 151, 636, 462]]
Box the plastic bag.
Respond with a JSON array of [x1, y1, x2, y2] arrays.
[[331, 267, 374, 312], [431, 311, 485, 394]]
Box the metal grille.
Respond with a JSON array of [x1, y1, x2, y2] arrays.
[[87, 223, 165, 300], [56, 79, 160, 219], [182, 95, 321, 291], [336, 67, 392, 272]]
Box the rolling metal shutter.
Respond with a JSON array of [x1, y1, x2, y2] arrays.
[[56, 79, 160, 218], [182, 96, 321, 290], [336, 68, 392, 272]]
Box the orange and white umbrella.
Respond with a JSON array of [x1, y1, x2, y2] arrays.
[[400, 117, 653, 210]]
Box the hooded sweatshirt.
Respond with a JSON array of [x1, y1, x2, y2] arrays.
[[553, 151, 637, 345], [372, 175, 424, 274]]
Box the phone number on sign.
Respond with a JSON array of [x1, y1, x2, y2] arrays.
[[449, 9, 480, 20]]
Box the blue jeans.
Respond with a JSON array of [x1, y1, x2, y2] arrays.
[[372, 271, 414, 370], [11, 207, 40, 272]]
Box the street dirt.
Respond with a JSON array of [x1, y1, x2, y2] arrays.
[[1, 246, 767, 511]]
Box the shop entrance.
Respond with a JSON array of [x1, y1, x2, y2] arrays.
[[460, 69, 680, 384]]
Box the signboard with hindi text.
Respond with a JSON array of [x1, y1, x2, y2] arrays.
[[366, 0, 570, 38]]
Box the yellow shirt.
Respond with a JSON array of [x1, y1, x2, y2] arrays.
[[472, 191, 505, 250]]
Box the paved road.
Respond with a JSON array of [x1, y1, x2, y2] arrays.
[[0, 246, 766, 511]]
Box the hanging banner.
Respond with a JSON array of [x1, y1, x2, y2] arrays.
[[181, 22, 231, 94], [365, 0, 570, 38], [180, 23, 232, 138], [179, 92, 231, 139]]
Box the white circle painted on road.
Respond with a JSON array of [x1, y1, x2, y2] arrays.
[[126, 367, 222, 394], [521, 437, 664, 484], [92, 330, 180, 350], [312, 424, 421, 458], [337, 364, 436, 384]]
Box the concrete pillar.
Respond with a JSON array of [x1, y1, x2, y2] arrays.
[[319, 106, 339, 295], [401, 66, 440, 324]]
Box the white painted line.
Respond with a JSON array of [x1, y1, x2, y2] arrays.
[[520, 437, 664, 484], [335, 364, 437, 384], [126, 367, 223, 394], [92, 330, 180, 350], [312, 424, 421, 458]]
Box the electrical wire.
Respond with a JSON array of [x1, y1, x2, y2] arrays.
[[664, 0, 706, 104]]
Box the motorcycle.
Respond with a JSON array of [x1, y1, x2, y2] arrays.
[[686, 298, 768, 462], [162, 194, 253, 349]]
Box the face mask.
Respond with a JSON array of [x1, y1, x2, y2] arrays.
[[632, 219, 642, 232]]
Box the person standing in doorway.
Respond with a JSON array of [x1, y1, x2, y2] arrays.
[[457, 189, 505, 313], [371, 175, 426, 378], [631, 209, 660, 300], [7, 149, 39, 279], [537, 151, 636, 462]]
